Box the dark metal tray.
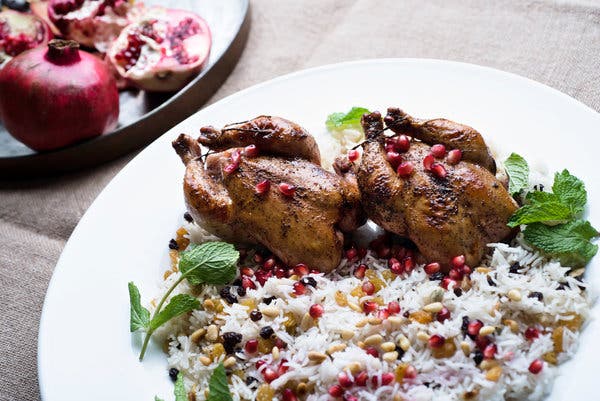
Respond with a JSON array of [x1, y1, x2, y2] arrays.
[[0, 0, 250, 178]]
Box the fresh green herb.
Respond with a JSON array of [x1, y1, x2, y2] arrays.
[[326, 107, 370, 131], [155, 397, 164, 401], [130, 241, 239, 361], [174, 372, 188, 401], [207, 364, 233, 401], [505, 158, 598, 267], [504, 153, 529, 196], [524, 220, 599, 267]]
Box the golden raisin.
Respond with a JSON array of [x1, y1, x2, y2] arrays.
[[373, 296, 385, 306], [169, 249, 179, 271], [382, 270, 395, 282], [395, 363, 408, 382], [562, 313, 583, 331], [431, 338, 457, 359], [256, 384, 274, 401], [258, 338, 274, 354], [365, 270, 386, 291], [239, 298, 257, 310], [283, 312, 297, 334], [485, 366, 502, 381], [409, 310, 433, 324], [210, 343, 225, 360], [543, 351, 558, 365], [552, 326, 564, 354], [335, 290, 348, 307], [350, 286, 365, 298], [175, 227, 190, 250]]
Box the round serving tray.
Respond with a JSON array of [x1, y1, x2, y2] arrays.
[[0, 0, 250, 179]]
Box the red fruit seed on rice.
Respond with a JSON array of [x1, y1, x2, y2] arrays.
[[424, 262, 441, 275], [447, 149, 462, 164], [282, 389, 297, 401], [529, 359, 543, 374], [468, 320, 484, 336], [388, 301, 401, 314], [365, 346, 379, 358], [428, 334, 445, 348], [309, 304, 324, 318], [244, 339, 258, 354], [328, 384, 344, 398], [431, 144, 446, 158], [451, 255, 466, 268], [362, 281, 375, 295], [293, 282, 306, 295], [338, 372, 353, 388], [354, 264, 367, 279]]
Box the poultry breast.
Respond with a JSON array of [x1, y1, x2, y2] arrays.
[[355, 108, 518, 268], [173, 116, 365, 272]]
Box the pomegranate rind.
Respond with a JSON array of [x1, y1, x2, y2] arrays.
[[0, 42, 120, 151], [107, 6, 212, 92], [29, 0, 62, 35], [47, 0, 142, 51], [0, 9, 53, 67]]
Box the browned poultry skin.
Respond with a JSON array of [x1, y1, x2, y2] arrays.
[[357, 110, 517, 268], [384, 108, 497, 173], [173, 117, 364, 272], [198, 116, 321, 165]]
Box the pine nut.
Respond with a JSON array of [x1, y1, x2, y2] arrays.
[[272, 346, 280, 361], [199, 356, 211, 366], [341, 329, 355, 340], [387, 316, 403, 325], [381, 342, 396, 352], [479, 326, 496, 336], [367, 317, 383, 325], [301, 312, 313, 330], [261, 306, 280, 318], [460, 341, 471, 356], [503, 319, 519, 333], [364, 334, 384, 346], [397, 335, 410, 351], [223, 356, 236, 368], [383, 351, 399, 362], [327, 343, 347, 355], [307, 351, 327, 363], [348, 302, 362, 312], [417, 331, 429, 342], [206, 325, 219, 342], [203, 299, 215, 310], [190, 328, 206, 343], [345, 362, 362, 374], [423, 302, 443, 313], [355, 319, 368, 328], [475, 267, 491, 274], [507, 289, 522, 301]]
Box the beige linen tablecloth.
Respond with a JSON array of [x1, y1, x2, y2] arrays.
[[1, 1, 599, 400]]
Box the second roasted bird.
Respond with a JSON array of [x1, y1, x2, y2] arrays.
[[173, 116, 365, 272]]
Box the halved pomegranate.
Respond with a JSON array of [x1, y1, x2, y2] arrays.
[[47, 0, 141, 51], [0, 9, 52, 67], [107, 6, 211, 92]]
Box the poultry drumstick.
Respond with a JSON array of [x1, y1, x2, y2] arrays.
[[355, 108, 518, 268], [173, 116, 365, 272]]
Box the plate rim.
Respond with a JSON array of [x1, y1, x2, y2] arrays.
[[37, 57, 600, 400]]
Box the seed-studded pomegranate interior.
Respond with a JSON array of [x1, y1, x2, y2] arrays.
[[0, 10, 51, 60]]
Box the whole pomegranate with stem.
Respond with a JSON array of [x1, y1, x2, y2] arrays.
[[47, 0, 142, 51], [0, 39, 119, 151], [0, 9, 53, 67], [107, 6, 211, 92]]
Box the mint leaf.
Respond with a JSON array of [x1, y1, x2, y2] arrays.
[[326, 107, 370, 131], [207, 363, 232, 401], [504, 153, 529, 196], [174, 372, 187, 401], [155, 397, 164, 401], [552, 169, 586, 215], [149, 294, 200, 331], [507, 200, 572, 227], [128, 282, 150, 332], [523, 220, 599, 267], [179, 242, 239, 286]]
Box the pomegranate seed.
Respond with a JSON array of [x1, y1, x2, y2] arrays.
[[448, 268, 463, 281], [428, 334, 445, 348], [431, 144, 446, 158], [294, 263, 309, 277], [354, 264, 367, 279], [262, 367, 279, 383], [244, 144, 259, 158], [431, 163, 447, 178], [338, 372, 353, 388], [441, 277, 457, 290], [278, 358, 290, 374], [344, 394, 358, 401], [424, 262, 441, 275], [240, 267, 254, 277], [390, 260, 403, 275], [241, 276, 256, 290], [223, 162, 238, 174], [282, 389, 297, 401], [274, 267, 287, 278], [461, 264, 472, 275], [377, 246, 391, 258], [529, 359, 543, 374], [255, 270, 272, 285], [393, 135, 410, 152], [309, 304, 324, 318], [328, 384, 344, 398], [255, 359, 266, 370], [278, 182, 296, 197], [475, 335, 491, 350], [386, 151, 402, 168], [310, 268, 321, 275], [362, 281, 375, 295], [468, 320, 484, 336], [230, 149, 241, 164], [253, 253, 264, 264], [387, 258, 399, 268], [263, 258, 276, 270], [293, 282, 306, 295], [423, 154, 435, 170], [388, 301, 401, 314], [355, 371, 368, 386], [244, 339, 258, 354], [404, 365, 417, 379], [436, 307, 451, 322], [255, 179, 270, 194], [346, 247, 358, 260], [525, 327, 540, 340], [381, 372, 395, 385], [447, 149, 462, 164], [362, 301, 378, 314], [275, 338, 287, 350], [377, 308, 390, 320], [396, 161, 414, 177], [483, 344, 497, 359], [365, 346, 379, 358], [347, 149, 360, 162], [358, 247, 367, 258], [451, 255, 466, 268], [403, 256, 414, 272]]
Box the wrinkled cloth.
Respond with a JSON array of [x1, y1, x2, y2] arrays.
[[1, 1, 599, 400]]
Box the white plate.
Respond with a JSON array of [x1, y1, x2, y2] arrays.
[[38, 59, 600, 401]]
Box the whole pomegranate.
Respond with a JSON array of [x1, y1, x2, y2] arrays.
[[0, 39, 119, 151], [107, 6, 211, 92], [0, 9, 53, 67], [47, 0, 142, 51]]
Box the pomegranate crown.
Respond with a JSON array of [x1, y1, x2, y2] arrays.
[[46, 39, 81, 65]]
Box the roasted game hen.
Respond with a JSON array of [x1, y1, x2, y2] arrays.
[[173, 116, 365, 272], [354, 108, 518, 268]]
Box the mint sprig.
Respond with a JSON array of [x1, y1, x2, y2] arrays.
[[504, 153, 530, 196], [207, 363, 233, 401], [326, 107, 370, 131], [130, 241, 239, 361]]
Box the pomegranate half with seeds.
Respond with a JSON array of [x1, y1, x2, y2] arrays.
[[0, 9, 53, 67], [47, 0, 140, 51], [107, 6, 211, 92]]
